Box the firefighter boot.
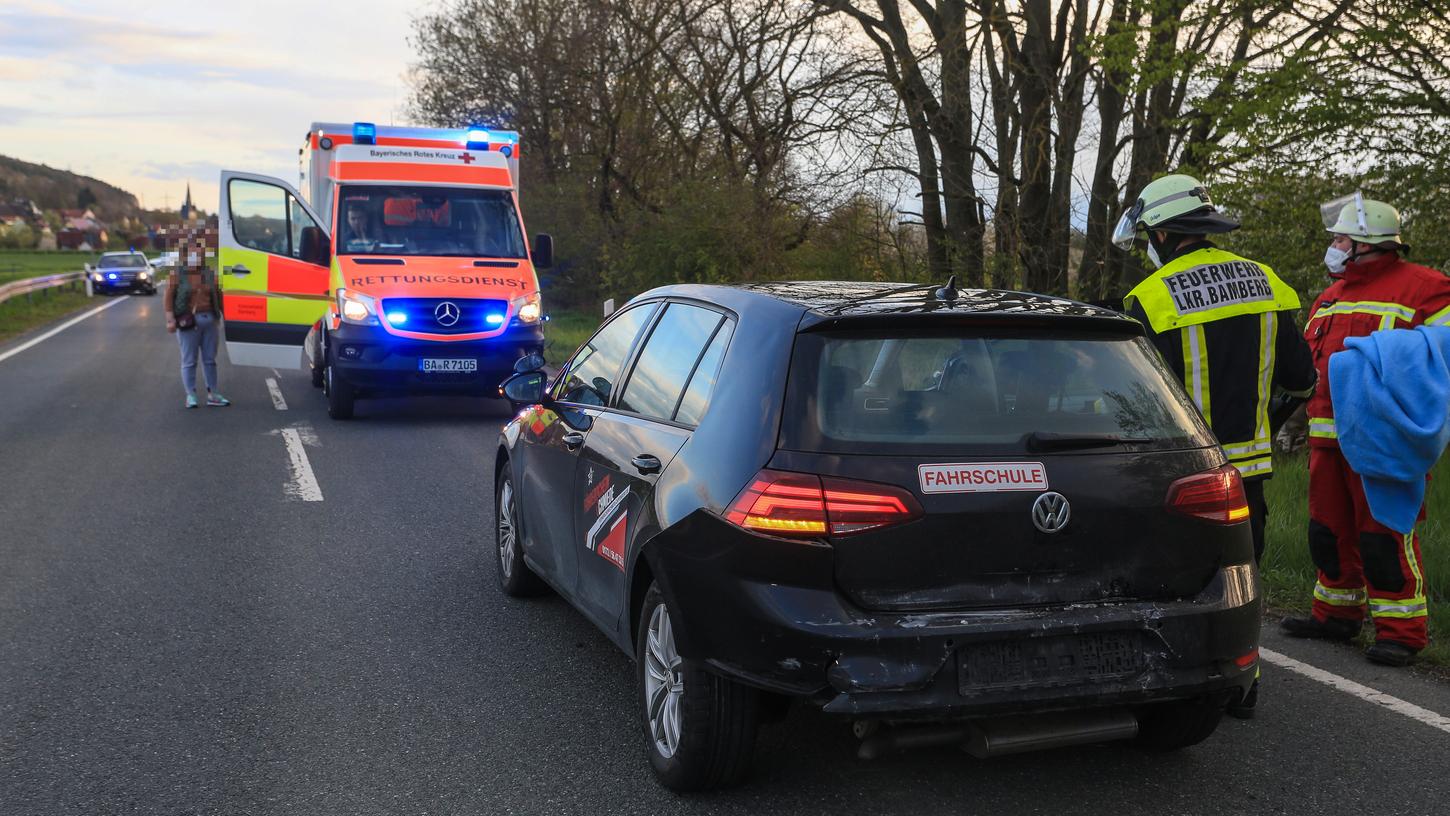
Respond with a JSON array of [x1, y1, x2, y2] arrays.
[[1280, 615, 1361, 641], [1364, 640, 1417, 667]]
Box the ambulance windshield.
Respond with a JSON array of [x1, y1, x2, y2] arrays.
[[338, 185, 528, 259]]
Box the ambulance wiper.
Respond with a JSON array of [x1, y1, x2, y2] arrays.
[[1024, 431, 1148, 451]]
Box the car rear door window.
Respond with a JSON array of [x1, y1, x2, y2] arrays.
[[555, 303, 659, 406], [673, 320, 733, 426], [618, 303, 724, 422]]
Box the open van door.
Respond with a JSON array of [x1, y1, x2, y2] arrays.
[[217, 171, 333, 369]]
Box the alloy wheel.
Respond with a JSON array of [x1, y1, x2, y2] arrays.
[[644, 602, 684, 758]]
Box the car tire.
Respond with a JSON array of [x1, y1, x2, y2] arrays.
[[1134, 696, 1225, 751], [494, 467, 547, 597], [325, 359, 355, 420], [310, 364, 324, 389], [636, 581, 758, 792]]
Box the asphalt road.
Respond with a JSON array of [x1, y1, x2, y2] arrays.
[[2, 294, 1449, 815]]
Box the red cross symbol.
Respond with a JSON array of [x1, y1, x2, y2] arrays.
[[459, 153, 476, 164]]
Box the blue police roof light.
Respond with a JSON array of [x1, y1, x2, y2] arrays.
[[465, 128, 490, 151], [485, 313, 505, 326], [386, 311, 408, 326], [353, 122, 377, 145]]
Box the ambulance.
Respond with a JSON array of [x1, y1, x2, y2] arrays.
[[217, 122, 551, 419]]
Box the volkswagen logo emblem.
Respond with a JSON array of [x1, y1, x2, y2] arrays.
[[1032, 492, 1071, 534], [434, 301, 461, 327]]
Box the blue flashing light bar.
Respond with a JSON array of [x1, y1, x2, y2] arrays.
[[386, 311, 408, 326], [354, 122, 377, 145], [485, 313, 505, 326], [107, 273, 118, 280]]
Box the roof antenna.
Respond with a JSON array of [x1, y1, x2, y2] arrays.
[[935, 274, 958, 301]]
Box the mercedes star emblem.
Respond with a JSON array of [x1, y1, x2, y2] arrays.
[[434, 301, 461, 327], [1032, 492, 1071, 534]]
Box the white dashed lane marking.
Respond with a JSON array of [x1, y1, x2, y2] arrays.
[[265, 377, 288, 410], [281, 425, 322, 501], [1261, 647, 1450, 736]]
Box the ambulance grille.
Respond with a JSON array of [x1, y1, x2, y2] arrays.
[[380, 297, 510, 334]]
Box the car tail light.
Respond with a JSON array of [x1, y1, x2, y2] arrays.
[[1166, 464, 1250, 525], [725, 469, 923, 539]]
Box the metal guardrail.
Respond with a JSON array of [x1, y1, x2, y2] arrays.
[[0, 271, 87, 307]]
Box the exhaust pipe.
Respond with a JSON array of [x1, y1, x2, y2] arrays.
[[963, 709, 1138, 758], [856, 709, 1138, 760]]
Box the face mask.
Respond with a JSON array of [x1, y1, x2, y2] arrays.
[[1324, 246, 1348, 277], [1146, 243, 1163, 269]]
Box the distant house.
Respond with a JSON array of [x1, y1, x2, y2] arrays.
[[57, 227, 107, 250], [59, 208, 96, 222]]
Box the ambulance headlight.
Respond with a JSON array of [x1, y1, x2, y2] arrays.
[[511, 293, 542, 325], [338, 288, 378, 325]]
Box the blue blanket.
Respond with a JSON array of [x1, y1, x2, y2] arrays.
[[1329, 326, 1450, 533]]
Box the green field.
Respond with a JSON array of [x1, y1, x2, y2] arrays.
[[1263, 452, 1449, 666], [0, 250, 100, 283]]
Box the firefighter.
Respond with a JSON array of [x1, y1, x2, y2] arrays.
[[1279, 194, 1450, 667], [1116, 173, 1317, 716]]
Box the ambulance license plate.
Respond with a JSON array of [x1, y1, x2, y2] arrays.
[[419, 358, 478, 373]]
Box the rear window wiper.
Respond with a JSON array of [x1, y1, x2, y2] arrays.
[[1024, 431, 1149, 451]]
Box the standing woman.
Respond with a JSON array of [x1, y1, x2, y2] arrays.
[[165, 236, 230, 408]]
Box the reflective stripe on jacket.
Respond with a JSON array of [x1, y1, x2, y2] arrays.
[[1304, 253, 1450, 447], [1126, 244, 1315, 479]]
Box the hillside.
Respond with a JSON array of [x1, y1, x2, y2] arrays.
[[0, 155, 141, 221]]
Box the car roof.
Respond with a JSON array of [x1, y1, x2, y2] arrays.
[[638, 280, 1139, 333], [100, 251, 146, 257]]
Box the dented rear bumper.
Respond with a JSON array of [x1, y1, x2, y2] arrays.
[[651, 512, 1261, 719]]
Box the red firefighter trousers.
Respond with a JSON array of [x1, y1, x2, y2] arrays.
[[1308, 446, 1430, 649]]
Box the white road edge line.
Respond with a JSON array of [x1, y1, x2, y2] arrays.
[[1260, 647, 1450, 735], [0, 295, 130, 365], [281, 427, 323, 502], [265, 377, 288, 410]]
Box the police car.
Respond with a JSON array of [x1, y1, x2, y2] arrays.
[[493, 281, 1261, 791], [89, 251, 157, 295]]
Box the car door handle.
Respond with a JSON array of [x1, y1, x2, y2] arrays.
[[224, 264, 251, 276], [631, 454, 662, 475], [563, 432, 585, 450]]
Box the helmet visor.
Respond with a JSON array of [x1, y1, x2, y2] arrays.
[[1111, 204, 1142, 250], [1322, 191, 1367, 235]]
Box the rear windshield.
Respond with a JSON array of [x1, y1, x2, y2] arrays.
[[780, 329, 1213, 455], [98, 255, 146, 269]]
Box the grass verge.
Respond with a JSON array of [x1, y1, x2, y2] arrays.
[[543, 308, 600, 367], [0, 288, 98, 344], [1262, 451, 1450, 667]]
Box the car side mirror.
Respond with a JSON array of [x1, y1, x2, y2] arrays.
[[513, 351, 546, 374], [300, 226, 331, 267], [532, 233, 554, 269], [501, 370, 548, 404]]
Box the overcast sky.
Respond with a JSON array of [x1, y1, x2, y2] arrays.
[[0, 1, 418, 214]]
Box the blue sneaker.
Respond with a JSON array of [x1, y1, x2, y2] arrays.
[[206, 392, 231, 407], [185, 394, 199, 409]]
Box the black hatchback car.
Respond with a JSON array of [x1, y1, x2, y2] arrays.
[[494, 281, 1260, 791]]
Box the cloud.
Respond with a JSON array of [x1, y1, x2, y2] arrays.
[[134, 160, 223, 182]]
